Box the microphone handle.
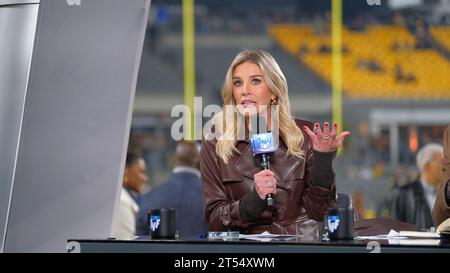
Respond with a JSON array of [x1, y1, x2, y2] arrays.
[[266, 193, 274, 207], [261, 154, 274, 207]]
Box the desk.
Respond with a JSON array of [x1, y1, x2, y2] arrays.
[[67, 236, 450, 253]]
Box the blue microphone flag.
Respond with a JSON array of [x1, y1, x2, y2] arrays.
[[250, 132, 276, 155]]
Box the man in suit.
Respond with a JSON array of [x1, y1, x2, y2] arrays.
[[432, 126, 450, 227], [136, 141, 207, 238], [390, 143, 443, 229]]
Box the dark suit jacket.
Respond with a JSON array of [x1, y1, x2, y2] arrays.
[[390, 179, 433, 230], [432, 125, 450, 226], [136, 171, 208, 238]]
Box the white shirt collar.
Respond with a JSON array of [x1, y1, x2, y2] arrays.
[[420, 179, 437, 210], [172, 166, 201, 178], [420, 179, 436, 195]]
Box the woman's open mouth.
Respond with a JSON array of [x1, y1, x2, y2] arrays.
[[241, 100, 257, 108]]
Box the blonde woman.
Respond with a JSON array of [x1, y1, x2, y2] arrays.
[[201, 49, 350, 235]]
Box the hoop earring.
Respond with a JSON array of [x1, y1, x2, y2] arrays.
[[270, 97, 278, 105]]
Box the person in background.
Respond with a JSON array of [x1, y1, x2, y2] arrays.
[[114, 152, 149, 239], [432, 126, 450, 226], [390, 143, 443, 229], [136, 141, 207, 238]]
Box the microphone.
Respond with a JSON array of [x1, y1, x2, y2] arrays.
[[250, 132, 276, 207]]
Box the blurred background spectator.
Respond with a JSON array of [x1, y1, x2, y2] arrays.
[[114, 152, 149, 239], [136, 141, 207, 238], [390, 143, 443, 229]]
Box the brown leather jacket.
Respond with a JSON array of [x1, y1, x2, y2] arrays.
[[201, 119, 336, 235], [432, 125, 450, 226]]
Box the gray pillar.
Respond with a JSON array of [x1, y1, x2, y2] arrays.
[[0, 0, 39, 253], [389, 123, 399, 168], [1, 0, 150, 252]]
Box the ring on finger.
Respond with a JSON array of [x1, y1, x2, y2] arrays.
[[323, 135, 330, 140]]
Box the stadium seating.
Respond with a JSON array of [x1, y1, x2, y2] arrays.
[[269, 24, 450, 100], [430, 26, 450, 53]]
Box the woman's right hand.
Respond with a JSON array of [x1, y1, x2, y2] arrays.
[[253, 169, 277, 200]]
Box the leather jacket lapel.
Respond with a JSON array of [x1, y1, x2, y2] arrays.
[[233, 141, 304, 190], [233, 142, 260, 180]]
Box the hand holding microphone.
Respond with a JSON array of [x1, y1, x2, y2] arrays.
[[250, 132, 277, 207], [253, 169, 277, 201]]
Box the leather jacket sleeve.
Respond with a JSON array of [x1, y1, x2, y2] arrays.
[[432, 180, 450, 227], [432, 126, 450, 226], [302, 142, 337, 221], [201, 139, 250, 231]]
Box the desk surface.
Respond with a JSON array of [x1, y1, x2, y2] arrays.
[[68, 235, 450, 253]]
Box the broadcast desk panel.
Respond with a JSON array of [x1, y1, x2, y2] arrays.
[[67, 235, 450, 253]]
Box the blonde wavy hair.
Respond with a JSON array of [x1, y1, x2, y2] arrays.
[[213, 49, 305, 163]]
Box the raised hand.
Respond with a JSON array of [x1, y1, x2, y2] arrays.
[[303, 122, 350, 153]]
